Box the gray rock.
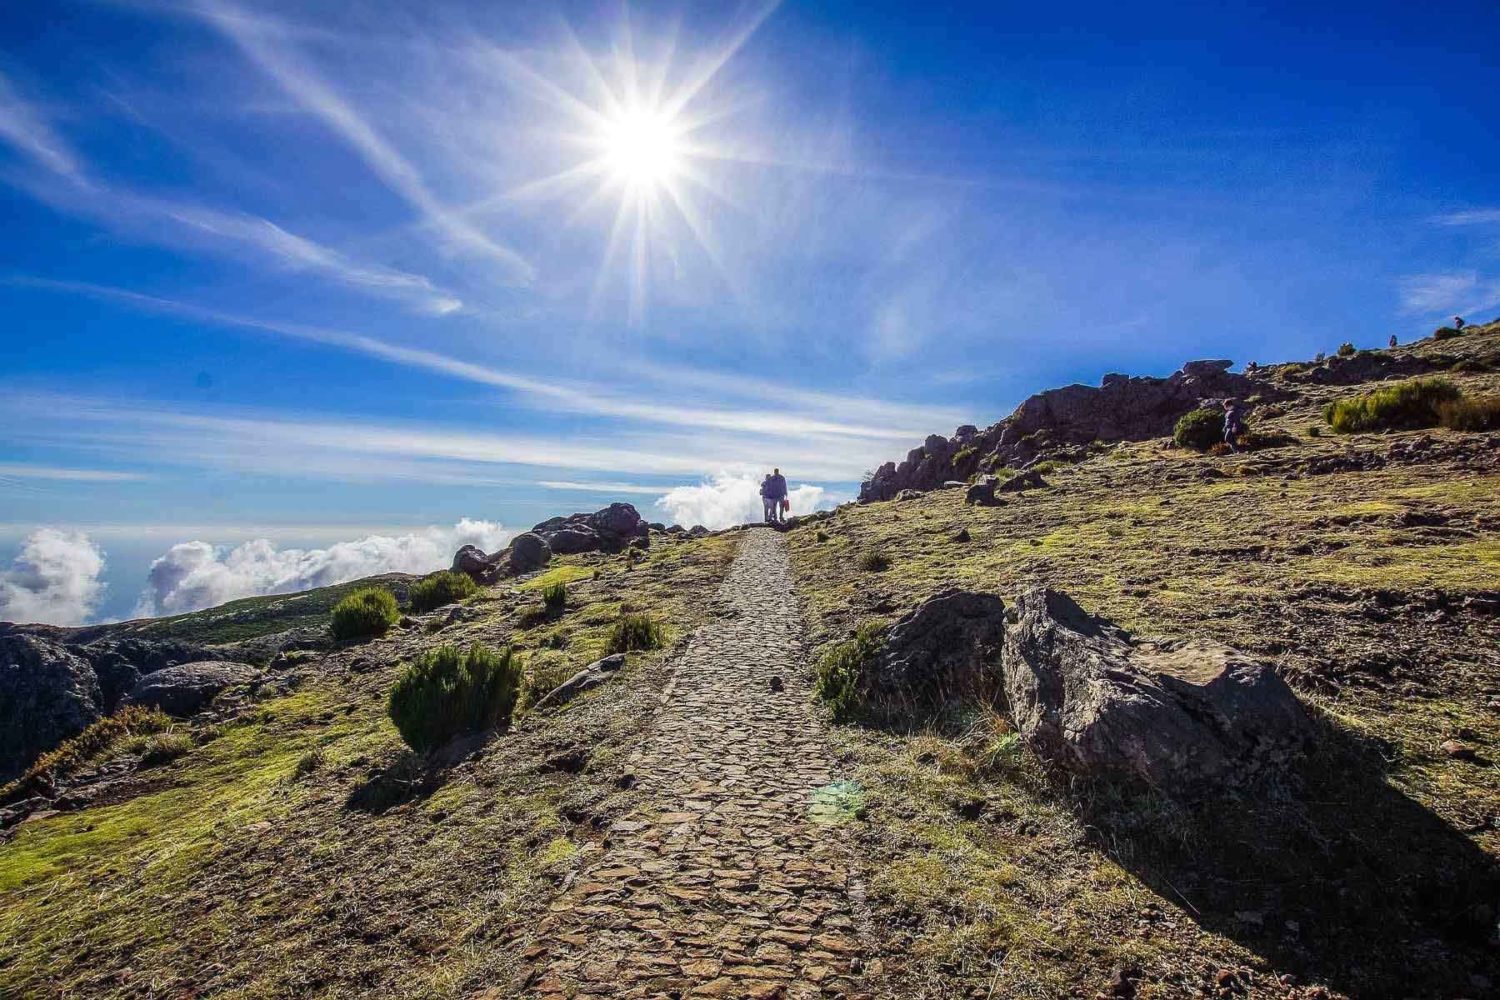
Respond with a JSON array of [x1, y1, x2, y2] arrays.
[[546, 527, 600, 555], [998, 469, 1050, 493], [894, 489, 923, 502], [126, 660, 263, 717], [863, 591, 1006, 719], [531, 653, 627, 711], [451, 544, 490, 577], [965, 478, 999, 506], [0, 635, 103, 784], [1003, 588, 1314, 789], [1181, 359, 1234, 377], [505, 532, 552, 574]]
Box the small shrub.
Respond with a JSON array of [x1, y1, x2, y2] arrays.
[[856, 549, 891, 572], [293, 748, 327, 780], [1173, 408, 1225, 450], [138, 731, 194, 768], [1322, 377, 1462, 433], [520, 650, 576, 710], [952, 445, 977, 466], [1337, 342, 1357, 357], [1314, 351, 1326, 363], [1439, 394, 1500, 431], [606, 613, 664, 654], [1307, 424, 1322, 437], [814, 623, 886, 723], [542, 580, 568, 613], [408, 571, 478, 613], [330, 587, 400, 640], [1, 705, 171, 800], [815, 530, 829, 543], [1432, 326, 1463, 341], [387, 643, 522, 753], [1207, 441, 1231, 456]]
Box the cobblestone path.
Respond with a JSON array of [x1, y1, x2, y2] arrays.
[[519, 527, 874, 999]]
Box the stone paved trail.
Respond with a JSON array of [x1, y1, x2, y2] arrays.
[[519, 527, 875, 999]]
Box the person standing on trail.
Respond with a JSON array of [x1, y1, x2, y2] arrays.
[[1455, 316, 1466, 331], [1223, 399, 1246, 453], [759, 473, 777, 524], [767, 467, 789, 524]]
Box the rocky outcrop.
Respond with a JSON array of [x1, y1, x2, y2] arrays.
[[451, 532, 553, 584], [529, 503, 646, 555], [126, 660, 263, 716], [863, 591, 1006, 719], [964, 478, 999, 506], [860, 359, 1265, 501], [0, 635, 103, 783], [1002, 588, 1313, 789]]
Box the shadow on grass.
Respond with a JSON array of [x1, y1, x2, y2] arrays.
[[1076, 714, 1500, 998], [345, 730, 494, 814]]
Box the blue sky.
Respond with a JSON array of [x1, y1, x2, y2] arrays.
[[2, 0, 1499, 623]]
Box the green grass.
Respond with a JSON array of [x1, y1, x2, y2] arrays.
[[330, 586, 401, 641], [1173, 407, 1224, 449], [1323, 377, 1461, 433], [130, 576, 410, 645], [542, 580, 568, 613], [408, 570, 478, 613], [856, 549, 891, 572], [604, 612, 664, 654], [387, 643, 522, 753], [813, 623, 885, 723], [1, 705, 172, 802], [1438, 393, 1500, 431]]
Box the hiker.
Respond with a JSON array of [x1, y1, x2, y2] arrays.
[[1223, 399, 1246, 453], [767, 467, 789, 524], [1389, 334, 1399, 348], [1455, 316, 1466, 331], [759, 474, 777, 524]]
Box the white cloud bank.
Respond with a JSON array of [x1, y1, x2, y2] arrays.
[[654, 473, 838, 531], [138, 519, 513, 616], [0, 528, 106, 626]]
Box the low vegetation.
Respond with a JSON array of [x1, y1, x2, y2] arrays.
[[542, 580, 568, 613], [407, 570, 478, 613], [1337, 341, 1357, 356], [1438, 393, 1500, 431], [329, 586, 401, 640], [813, 623, 885, 723], [1, 705, 172, 801], [857, 549, 892, 572], [386, 642, 522, 753], [1433, 325, 1463, 340], [1172, 406, 1224, 449], [1323, 376, 1461, 433], [136, 731, 195, 768], [605, 612, 664, 654]]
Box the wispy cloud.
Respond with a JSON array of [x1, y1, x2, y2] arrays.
[[0, 72, 460, 313], [1398, 271, 1500, 317], [536, 480, 672, 495], [1431, 208, 1500, 226], [17, 277, 943, 444], [0, 71, 84, 180], [0, 463, 148, 482], [197, 0, 533, 282]]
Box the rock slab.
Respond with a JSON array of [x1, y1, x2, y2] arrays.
[[1002, 588, 1313, 788], [126, 660, 263, 717], [865, 590, 1006, 718]]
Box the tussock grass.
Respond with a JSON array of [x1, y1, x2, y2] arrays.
[[330, 586, 400, 640], [605, 613, 664, 654], [1323, 377, 1461, 433], [387, 643, 521, 753], [1, 705, 172, 802], [1438, 393, 1500, 431], [856, 549, 891, 572], [408, 570, 478, 613], [814, 623, 885, 723]]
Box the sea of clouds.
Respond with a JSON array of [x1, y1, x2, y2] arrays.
[[0, 475, 840, 626]]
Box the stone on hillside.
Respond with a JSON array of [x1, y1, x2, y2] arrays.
[[998, 469, 1050, 493], [1181, 359, 1234, 377], [894, 489, 923, 502], [0, 635, 103, 784], [965, 478, 999, 506], [506, 532, 552, 574], [451, 544, 490, 577], [952, 528, 971, 543], [126, 660, 263, 716], [531, 653, 627, 711], [1002, 588, 1314, 789], [546, 526, 600, 555], [688, 525, 709, 537], [863, 591, 1006, 718]]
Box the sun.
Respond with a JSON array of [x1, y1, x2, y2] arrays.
[[600, 108, 684, 190]]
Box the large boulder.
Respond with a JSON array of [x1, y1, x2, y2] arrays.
[[451, 544, 490, 577], [0, 635, 103, 783], [546, 527, 601, 555], [1003, 588, 1313, 789], [964, 478, 999, 506], [864, 591, 1006, 719], [126, 660, 263, 717], [505, 532, 552, 574]]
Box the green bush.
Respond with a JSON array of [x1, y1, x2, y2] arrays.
[[856, 549, 891, 572], [1322, 377, 1462, 433], [1173, 408, 1225, 450], [330, 586, 400, 640], [387, 643, 522, 753], [293, 748, 327, 780], [605, 613, 664, 654], [1439, 394, 1500, 431], [137, 731, 194, 768], [1432, 326, 1463, 341], [1337, 342, 1357, 357], [408, 570, 478, 613], [542, 580, 568, 613], [1307, 424, 1322, 438], [814, 624, 885, 723]]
